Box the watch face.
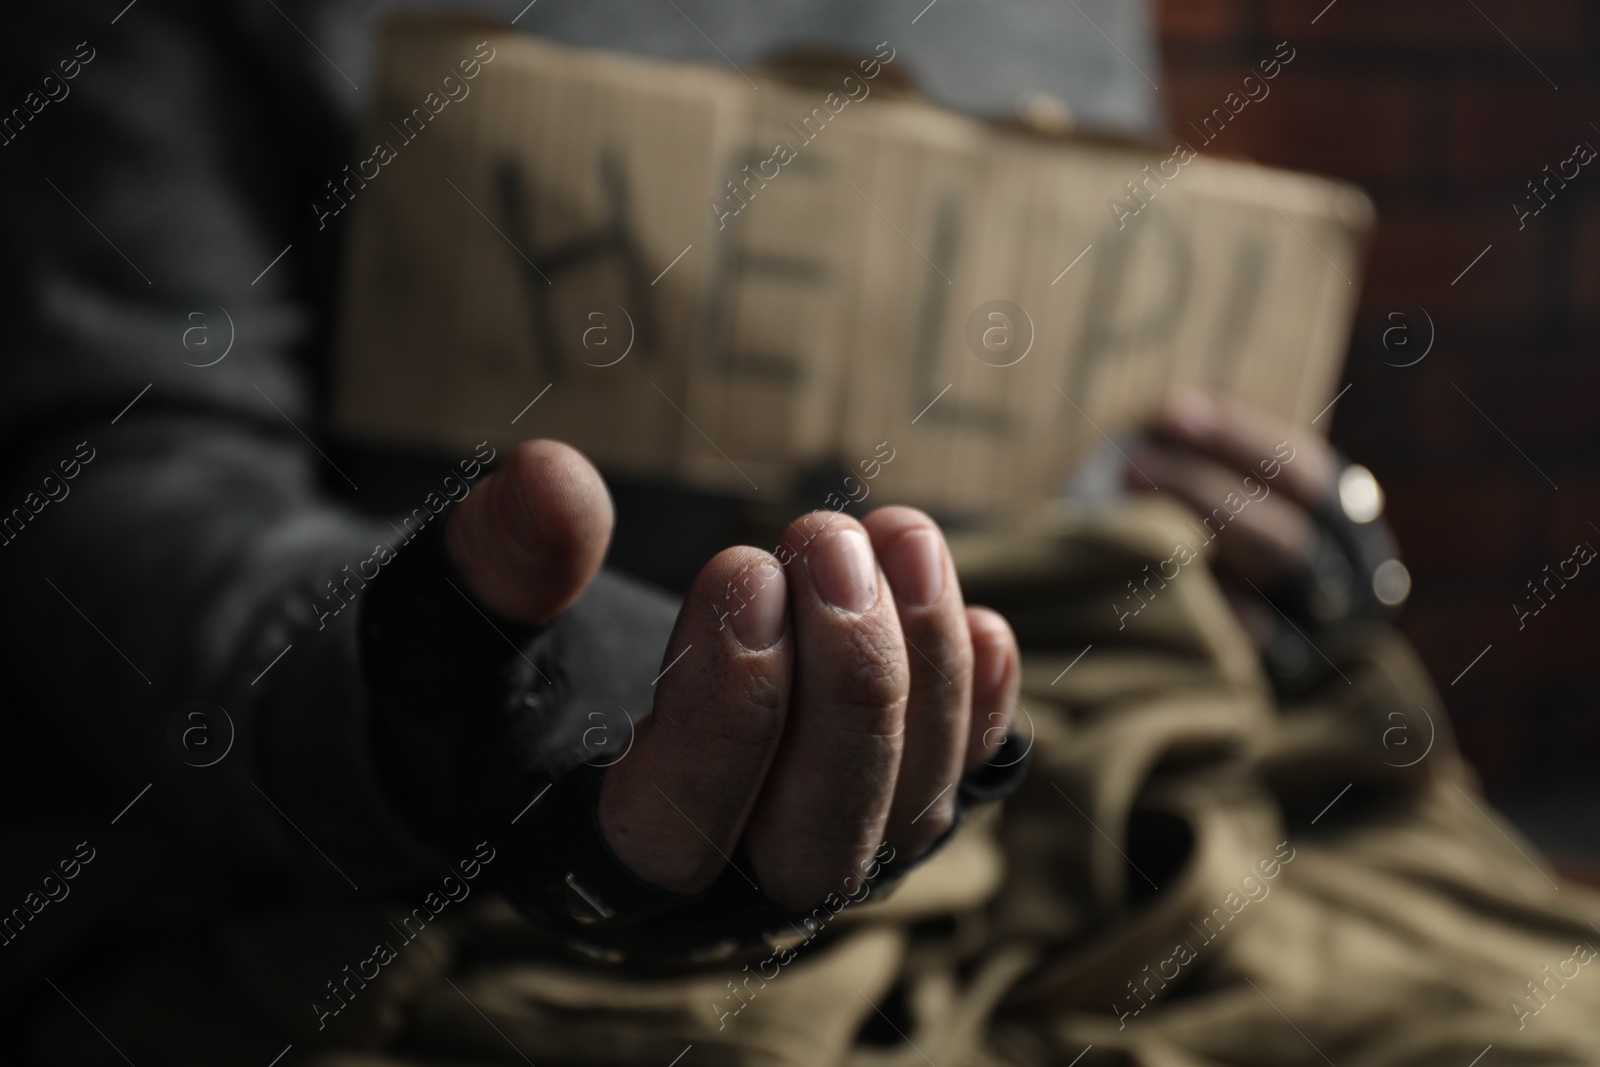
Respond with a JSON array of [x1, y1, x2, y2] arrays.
[[1372, 558, 1411, 608], [1337, 464, 1385, 524]]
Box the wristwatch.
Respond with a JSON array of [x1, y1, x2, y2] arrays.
[[1261, 455, 1409, 694]]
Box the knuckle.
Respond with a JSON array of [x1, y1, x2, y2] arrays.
[[654, 668, 786, 751], [910, 619, 975, 687], [836, 623, 909, 724], [819, 627, 908, 735], [729, 670, 789, 744], [906, 805, 956, 848]]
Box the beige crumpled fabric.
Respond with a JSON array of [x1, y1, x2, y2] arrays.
[[26, 498, 1600, 1066]]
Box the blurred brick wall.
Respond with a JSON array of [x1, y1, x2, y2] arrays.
[[1156, 0, 1600, 804]]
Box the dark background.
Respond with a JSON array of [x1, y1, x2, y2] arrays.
[[1156, 0, 1599, 860]]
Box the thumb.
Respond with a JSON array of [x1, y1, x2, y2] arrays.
[[443, 440, 614, 624]]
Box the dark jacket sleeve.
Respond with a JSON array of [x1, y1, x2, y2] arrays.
[[0, 1, 674, 893]]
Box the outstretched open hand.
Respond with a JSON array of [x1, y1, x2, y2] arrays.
[[444, 441, 1020, 910]]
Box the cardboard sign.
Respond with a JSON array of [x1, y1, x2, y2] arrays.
[[333, 17, 1373, 512]]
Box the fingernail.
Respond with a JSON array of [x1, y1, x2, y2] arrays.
[[810, 529, 877, 613], [884, 529, 944, 608], [974, 637, 1010, 694], [729, 561, 786, 651]]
